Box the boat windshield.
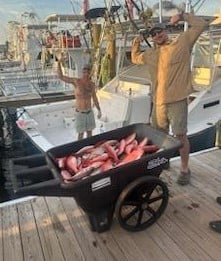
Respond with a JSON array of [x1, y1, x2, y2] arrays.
[[102, 64, 152, 96], [192, 29, 221, 88]]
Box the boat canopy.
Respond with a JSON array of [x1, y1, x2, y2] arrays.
[[22, 24, 50, 30], [45, 14, 85, 23], [85, 6, 121, 19]]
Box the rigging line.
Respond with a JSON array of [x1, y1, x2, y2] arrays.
[[192, 0, 204, 9], [69, 0, 77, 14], [68, 0, 91, 52], [194, 0, 207, 13], [124, 0, 151, 47], [192, 0, 202, 8], [139, 0, 144, 12], [113, 0, 124, 33], [130, 0, 142, 14]]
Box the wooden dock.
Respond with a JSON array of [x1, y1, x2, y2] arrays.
[[0, 148, 221, 261]]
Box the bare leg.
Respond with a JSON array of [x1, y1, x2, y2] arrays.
[[78, 132, 84, 140], [176, 133, 190, 173], [86, 130, 92, 138]]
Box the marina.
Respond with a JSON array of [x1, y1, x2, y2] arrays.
[[0, 148, 221, 261], [11, 7, 221, 154]]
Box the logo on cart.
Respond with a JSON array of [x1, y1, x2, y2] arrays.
[[147, 157, 168, 169], [91, 177, 111, 192]]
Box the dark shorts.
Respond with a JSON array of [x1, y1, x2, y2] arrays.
[[75, 109, 96, 133], [151, 99, 188, 135]]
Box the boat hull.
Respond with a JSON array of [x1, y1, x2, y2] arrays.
[[188, 125, 216, 153]]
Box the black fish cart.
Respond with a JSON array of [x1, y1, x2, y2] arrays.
[[10, 123, 182, 232]]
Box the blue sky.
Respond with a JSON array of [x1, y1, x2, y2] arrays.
[[0, 0, 220, 43]]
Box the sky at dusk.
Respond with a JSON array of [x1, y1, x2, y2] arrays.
[[0, 0, 220, 43]]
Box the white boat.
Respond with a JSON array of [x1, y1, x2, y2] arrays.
[[16, 26, 221, 153]]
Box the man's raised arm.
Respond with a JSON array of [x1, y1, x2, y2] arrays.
[[57, 60, 77, 84], [131, 36, 145, 65], [171, 13, 208, 47]]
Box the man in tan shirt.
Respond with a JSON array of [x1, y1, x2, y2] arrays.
[[57, 54, 101, 140], [131, 13, 208, 185]]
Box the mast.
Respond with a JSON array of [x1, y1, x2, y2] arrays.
[[184, 0, 192, 31], [159, 0, 162, 23], [126, 0, 134, 19], [83, 0, 89, 15]]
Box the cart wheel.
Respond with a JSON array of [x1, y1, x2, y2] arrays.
[[115, 176, 169, 232]]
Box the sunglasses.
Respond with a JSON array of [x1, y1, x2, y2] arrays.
[[150, 29, 163, 37]]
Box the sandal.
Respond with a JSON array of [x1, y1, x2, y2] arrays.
[[209, 220, 221, 233], [177, 169, 191, 186]]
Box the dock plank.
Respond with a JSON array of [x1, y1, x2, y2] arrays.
[[159, 211, 213, 261], [160, 165, 221, 260], [31, 197, 65, 261], [2, 204, 23, 261], [45, 197, 85, 261], [94, 229, 131, 261], [163, 198, 221, 261], [0, 148, 221, 261], [17, 201, 45, 261], [194, 149, 221, 169], [143, 223, 191, 261], [60, 196, 128, 261], [111, 223, 173, 261]]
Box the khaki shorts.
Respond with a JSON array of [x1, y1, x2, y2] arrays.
[[151, 99, 188, 135], [75, 109, 95, 133]]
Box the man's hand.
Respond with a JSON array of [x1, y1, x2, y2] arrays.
[[170, 13, 184, 25], [56, 51, 67, 63], [134, 35, 144, 43], [97, 109, 102, 119]]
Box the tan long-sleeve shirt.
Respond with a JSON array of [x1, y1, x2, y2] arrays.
[[131, 13, 208, 105]]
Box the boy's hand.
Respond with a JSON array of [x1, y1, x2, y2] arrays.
[[56, 51, 67, 63], [135, 34, 144, 43]]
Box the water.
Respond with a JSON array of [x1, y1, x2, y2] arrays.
[[0, 108, 41, 203]]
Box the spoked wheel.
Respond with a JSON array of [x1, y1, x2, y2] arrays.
[[115, 176, 169, 232]]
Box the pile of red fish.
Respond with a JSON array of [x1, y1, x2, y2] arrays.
[[56, 133, 160, 183]]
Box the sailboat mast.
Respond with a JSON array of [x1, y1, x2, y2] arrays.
[[127, 0, 134, 19], [83, 0, 89, 15], [184, 0, 191, 31], [159, 0, 162, 23]]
